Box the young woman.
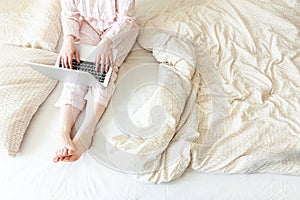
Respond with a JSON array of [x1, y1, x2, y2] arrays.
[[53, 0, 138, 162]]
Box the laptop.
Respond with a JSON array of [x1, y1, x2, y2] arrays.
[[24, 44, 117, 88]]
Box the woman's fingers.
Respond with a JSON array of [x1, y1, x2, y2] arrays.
[[95, 56, 100, 72], [63, 56, 68, 69], [55, 55, 61, 67], [57, 37, 78, 69], [68, 54, 73, 69], [109, 55, 114, 68], [103, 54, 112, 73], [60, 53, 76, 69], [94, 48, 113, 73], [75, 51, 80, 63], [105, 56, 110, 72], [103, 56, 108, 73], [100, 56, 105, 73]]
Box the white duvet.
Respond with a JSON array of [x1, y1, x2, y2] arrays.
[[91, 0, 300, 183]]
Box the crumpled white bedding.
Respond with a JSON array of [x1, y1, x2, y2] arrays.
[[94, 0, 300, 183]]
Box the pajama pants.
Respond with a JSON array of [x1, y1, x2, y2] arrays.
[[55, 23, 139, 110]]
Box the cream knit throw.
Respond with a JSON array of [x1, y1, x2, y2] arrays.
[[0, 44, 57, 156]]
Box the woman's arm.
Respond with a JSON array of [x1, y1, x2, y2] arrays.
[[61, 0, 81, 40], [56, 0, 81, 69], [95, 0, 136, 73], [102, 0, 136, 41]]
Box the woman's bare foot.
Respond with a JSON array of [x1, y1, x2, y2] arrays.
[[61, 126, 94, 162], [59, 100, 106, 162], [53, 104, 81, 162], [53, 131, 75, 163]]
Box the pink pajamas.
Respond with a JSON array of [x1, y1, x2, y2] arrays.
[[55, 0, 138, 110]]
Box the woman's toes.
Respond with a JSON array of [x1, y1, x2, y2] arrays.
[[63, 147, 69, 156], [62, 156, 71, 162], [62, 155, 79, 162], [53, 156, 60, 163], [59, 149, 64, 157], [58, 149, 62, 157], [68, 148, 74, 156], [56, 150, 60, 158]]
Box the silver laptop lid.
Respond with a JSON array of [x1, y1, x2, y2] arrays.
[[24, 45, 117, 87]]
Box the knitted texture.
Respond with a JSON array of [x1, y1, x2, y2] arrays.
[[0, 44, 58, 156]]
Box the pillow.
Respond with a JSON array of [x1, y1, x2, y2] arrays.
[[0, 0, 62, 52]]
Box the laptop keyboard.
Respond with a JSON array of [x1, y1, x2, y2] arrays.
[[59, 59, 108, 83]]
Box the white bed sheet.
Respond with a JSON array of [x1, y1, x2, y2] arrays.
[[1, 45, 300, 200]]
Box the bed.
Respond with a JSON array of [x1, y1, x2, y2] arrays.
[[1, 0, 300, 199]]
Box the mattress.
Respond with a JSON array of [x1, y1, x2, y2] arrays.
[[1, 44, 300, 200]]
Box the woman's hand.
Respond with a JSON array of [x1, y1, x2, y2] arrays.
[[95, 37, 113, 73], [56, 35, 80, 69]]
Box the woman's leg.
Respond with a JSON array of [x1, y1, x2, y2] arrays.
[[62, 98, 106, 162], [53, 104, 81, 162], [53, 83, 89, 162]]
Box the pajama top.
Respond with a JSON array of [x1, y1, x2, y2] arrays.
[[61, 0, 137, 42]]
